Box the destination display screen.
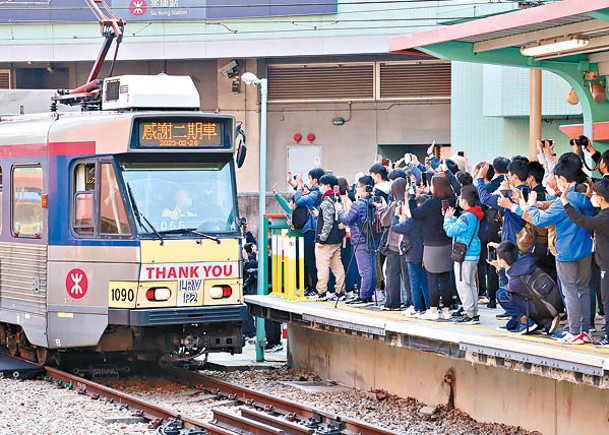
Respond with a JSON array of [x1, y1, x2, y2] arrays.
[[136, 119, 224, 148]]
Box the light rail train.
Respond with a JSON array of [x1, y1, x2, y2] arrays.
[[0, 75, 246, 366]]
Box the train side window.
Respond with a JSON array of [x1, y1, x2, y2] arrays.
[[12, 166, 43, 238], [99, 163, 130, 235], [73, 163, 95, 235]]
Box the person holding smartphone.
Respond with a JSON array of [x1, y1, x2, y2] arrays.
[[562, 179, 609, 347], [408, 173, 457, 321]]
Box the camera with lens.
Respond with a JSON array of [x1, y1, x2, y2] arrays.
[[372, 195, 382, 204], [569, 135, 589, 148]]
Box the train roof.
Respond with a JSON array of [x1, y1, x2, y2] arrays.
[[0, 110, 236, 155]]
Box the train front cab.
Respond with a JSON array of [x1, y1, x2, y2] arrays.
[[41, 113, 247, 362]]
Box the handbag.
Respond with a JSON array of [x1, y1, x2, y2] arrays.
[[450, 215, 479, 263]]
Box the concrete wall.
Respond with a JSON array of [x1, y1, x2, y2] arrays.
[[289, 325, 609, 435], [267, 101, 451, 192]]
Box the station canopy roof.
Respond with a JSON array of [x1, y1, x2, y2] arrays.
[[389, 0, 609, 69]]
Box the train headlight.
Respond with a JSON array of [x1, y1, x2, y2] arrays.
[[145, 287, 171, 301], [209, 285, 232, 299]]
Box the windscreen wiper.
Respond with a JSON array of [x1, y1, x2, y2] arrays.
[[159, 228, 221, 244], [126, 182, 164, 244]]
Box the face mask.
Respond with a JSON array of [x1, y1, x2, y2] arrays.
[[591, 196, 600, 208]]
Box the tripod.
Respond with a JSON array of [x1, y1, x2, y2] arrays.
[[334, 201, 380, 308]]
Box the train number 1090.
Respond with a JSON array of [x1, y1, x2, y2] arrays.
[[111, 287, 135, 303], [108, 282, 138, 308]]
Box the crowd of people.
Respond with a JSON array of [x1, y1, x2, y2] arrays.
[[269, 137, 609, 347]]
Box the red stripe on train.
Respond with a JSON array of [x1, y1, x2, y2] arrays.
[[0, 141, 96, 157]]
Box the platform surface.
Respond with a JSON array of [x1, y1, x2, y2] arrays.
[[0, 353, 44, 379], [246, 294, 609, 385]]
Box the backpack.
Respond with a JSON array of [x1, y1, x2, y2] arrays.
[[520, 268, 564, 318], [291, 191, 321, 230], [479, 207, 502, 243], [291, 206, 309, 230], [516, 222, 548, 254]]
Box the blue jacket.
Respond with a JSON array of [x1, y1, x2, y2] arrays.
[[443, 207, 483, 261], [293, 186, 321, 233], [476, 178, 527, 245], [520, 186, 594, 262], [338, 198, 372, 251], [392, 217, 424, 263]]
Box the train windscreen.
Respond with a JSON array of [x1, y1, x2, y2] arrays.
[[120, 162, 237, 235]]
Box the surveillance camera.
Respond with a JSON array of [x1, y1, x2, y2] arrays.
[[219, 60, 238, 77]]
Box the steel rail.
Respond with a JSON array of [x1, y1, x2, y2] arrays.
[[165, 367, 399, 435], [44, 366, 215, 432]]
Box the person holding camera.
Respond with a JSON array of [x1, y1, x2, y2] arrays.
[[489, 242, 563, 335], [409, 173, 457, 321], [517, 158, 595, 344], [336, 176, 377, 305], [292, 167, 325, 293], [378, 178, 408, 310], [443, 185, 484, 324], [562, 178, 609, 346], [311, 174, 346, 302], [393, 194, 429, 317]]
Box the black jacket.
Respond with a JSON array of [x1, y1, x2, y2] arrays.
[[409, 194, 457, 247], [564, 204, 609, 270], [242, 253, 258, 294]]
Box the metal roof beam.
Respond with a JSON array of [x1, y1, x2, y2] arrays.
[[473, 19, 609, 53]]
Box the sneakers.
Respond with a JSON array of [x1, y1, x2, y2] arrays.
[[552, 328, 569, 339], [451, 306, 464, 318], [264, 343, 284, 352], [403, 306, 420, 317], [380, 305, 402, 311], [594, 335, 609, 347], [487, 300, 497, 309], [496, 311, 511, 320], [440, 310, 452, 321], [557, 332, 586, 345], [511, 320, 539, 335], [547, 314, 562, 335], [496, 317, 519, 331], [307, 291, 320, 300], [419, 310, 440, 321], [580, 331, 593, 343], [344, 291, 357, 301], [455, 314, 480, 325], [478, 296, 490, 304], [346, 297, 373, 306], [305, 289, 318, 298]]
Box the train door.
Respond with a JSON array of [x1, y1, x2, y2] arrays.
[[0, 162, 49, 348], [47, 158, 139, 349]]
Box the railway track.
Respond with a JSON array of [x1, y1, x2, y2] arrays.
[[165, 367, 398, 435], [42, 364, 397, 435]]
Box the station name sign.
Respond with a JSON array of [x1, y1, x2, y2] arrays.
[[1, 0, 337, 23], [135, 118, 224, 148]]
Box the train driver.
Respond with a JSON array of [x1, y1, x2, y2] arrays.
[[162, 189, 197, 221]]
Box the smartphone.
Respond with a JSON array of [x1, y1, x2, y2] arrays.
[[410, 181, 417, 195], [441, 199, 450, 213], [521, 187, 530, 203], [457, 151, 465, 157], [488, 246, 496, 261], [500, 189, 512, 198], [574, 183, 588, 193]]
